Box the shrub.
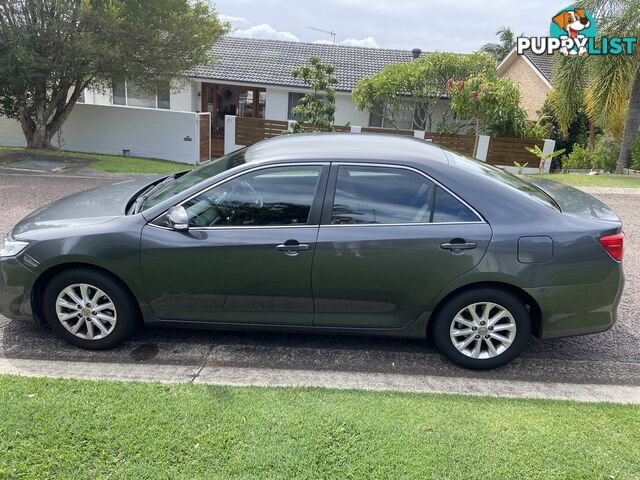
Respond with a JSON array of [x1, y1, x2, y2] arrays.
[[591, 136, 620, 172], [631, 133, 640, 170], [561, 144, 592, 170]]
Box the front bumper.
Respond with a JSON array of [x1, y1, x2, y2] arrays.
[[526, 264, 624, 339], [0, 256, 37, 322]]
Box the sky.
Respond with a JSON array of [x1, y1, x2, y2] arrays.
[[214, 0, 569, 52]]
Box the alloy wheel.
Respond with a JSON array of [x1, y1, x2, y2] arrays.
[[449, 302, 517, 359], [55, 283, 117, 340]]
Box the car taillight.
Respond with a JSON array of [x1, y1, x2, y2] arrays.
[[599, 232, 624, 261]]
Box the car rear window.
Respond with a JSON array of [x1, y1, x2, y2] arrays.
[[446, 152, 560, 211]]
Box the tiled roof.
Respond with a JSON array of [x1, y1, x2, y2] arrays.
[[188, 36, 423, 92], [523, 51, 554, 83]]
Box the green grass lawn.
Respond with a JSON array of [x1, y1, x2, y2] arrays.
[[532, 173, 640, 188], [87, 152, 194, 174], [0, 376, 638, 479], [0, 146, 194, 174]]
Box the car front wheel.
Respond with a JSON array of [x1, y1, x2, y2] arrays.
[[43, 268, 138, 349], [432, 288, 531, 369]]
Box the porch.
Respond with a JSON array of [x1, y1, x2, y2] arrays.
[[200, 82, 266, 158]]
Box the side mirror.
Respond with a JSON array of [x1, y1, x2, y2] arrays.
[[166, 206, 189, 231]]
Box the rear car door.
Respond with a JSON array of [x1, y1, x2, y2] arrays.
[[312, 163, 492, 328], [141, 163, 328, 325]]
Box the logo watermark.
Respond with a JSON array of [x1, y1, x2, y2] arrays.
[[517, 6, 636, 56]]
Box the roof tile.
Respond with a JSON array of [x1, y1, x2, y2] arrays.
[[188, 36, 423, 91]]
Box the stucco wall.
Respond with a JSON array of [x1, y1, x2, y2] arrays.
[[265, 88, 289, 121], [499, 57, 551, 120], [0, 116, 27, 147], [0, 103, 201, 164]]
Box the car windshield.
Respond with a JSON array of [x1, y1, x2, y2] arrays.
[[142, 149, 247, 210], [446, 152, 560, 211]]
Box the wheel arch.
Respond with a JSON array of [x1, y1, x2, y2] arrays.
[[31, 262, 143, 326], [426, 281, 543, 339]]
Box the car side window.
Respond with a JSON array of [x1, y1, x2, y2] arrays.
[[183, 165, 322, 227], [330, 166, 478, 225], [432, 186, 480, 223]]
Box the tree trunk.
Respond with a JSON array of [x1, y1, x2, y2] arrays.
[[21, 119, 56, 149], [587, 119, 596, 152], [616, 68, 640, 173]]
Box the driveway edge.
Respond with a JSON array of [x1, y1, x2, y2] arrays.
[[1, 357, 638, 404]]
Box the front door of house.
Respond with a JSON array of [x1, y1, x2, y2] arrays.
[[201, 83, 266, 137]]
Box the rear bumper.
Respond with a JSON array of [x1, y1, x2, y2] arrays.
[[525, 264, 624, 339], [0, 256, 36, 322]]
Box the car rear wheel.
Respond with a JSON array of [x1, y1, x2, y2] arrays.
[[43, 268, 138, 349], [432, 288, 531, 369]]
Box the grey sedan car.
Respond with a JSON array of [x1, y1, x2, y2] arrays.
[[0, 134, 624, 369]]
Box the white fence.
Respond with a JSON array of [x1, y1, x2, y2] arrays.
[[0, 103, 203, 164]]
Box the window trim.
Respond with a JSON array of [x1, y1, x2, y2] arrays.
[[320, 162, 485, 227], [150, 162, 330, 230], [113, 80, 170, 109]]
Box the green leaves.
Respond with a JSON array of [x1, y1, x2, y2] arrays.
[[449, 75, 528, 137], [480, 26, 517, 62], [289, 56, 339, 133], [352, 51, 495, 131], [0, 0, 229, 147]]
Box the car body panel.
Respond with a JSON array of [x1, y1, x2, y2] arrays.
[[12, 175, 161, 237], [312, 223, 492, 328], [140, 225, 319, 324], [0, 134, 624, 345]]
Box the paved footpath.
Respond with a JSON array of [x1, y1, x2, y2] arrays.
[[1, 171, 640, 404]]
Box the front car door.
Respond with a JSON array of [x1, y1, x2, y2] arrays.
[[312, 163, 492, 329], [141, 163, 328, 325]]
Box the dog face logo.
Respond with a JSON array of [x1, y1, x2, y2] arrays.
[[552, 9, 590, 38], [550, 7, 597, 55]]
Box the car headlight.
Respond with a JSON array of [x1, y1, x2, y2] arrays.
[[0, 236, 29, 257]]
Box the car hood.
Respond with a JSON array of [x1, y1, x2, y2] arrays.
[[12, 175, 162, 237]]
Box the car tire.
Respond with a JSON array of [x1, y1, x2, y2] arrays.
[[431, 288, 531, 370], [43, 268, 138, 349]]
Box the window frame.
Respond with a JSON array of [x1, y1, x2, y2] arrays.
[[320, 162, 485, 227], [287, 92, 305, 121], [150, 162, 330, 230], [112, 80, 171, 110]]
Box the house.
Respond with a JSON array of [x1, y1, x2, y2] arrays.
[[497, 48, 553, 120], [0, 37, 454, 163], [80, 37, 450, 158]]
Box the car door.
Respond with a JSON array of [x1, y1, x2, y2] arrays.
[[312, 163, 492, 329], [140, 163, 328, 325]]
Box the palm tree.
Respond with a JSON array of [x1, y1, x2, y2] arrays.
[[480, 27, 517, 62], [549, 0, 640, 172]]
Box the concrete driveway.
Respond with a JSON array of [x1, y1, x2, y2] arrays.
[[1, 170, 639, 396]]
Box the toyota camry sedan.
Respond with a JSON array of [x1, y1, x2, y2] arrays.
[[0, 134, 624, 369]]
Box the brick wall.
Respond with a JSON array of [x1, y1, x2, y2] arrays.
[[499, 57, 551, 121]]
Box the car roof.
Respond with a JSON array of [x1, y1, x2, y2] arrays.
[[243, 133, 450, 165]]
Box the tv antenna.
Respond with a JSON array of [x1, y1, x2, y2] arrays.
[[306, 26, 337, 44]]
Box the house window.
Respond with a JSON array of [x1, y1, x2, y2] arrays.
[[369, 102, 415, 130], [112, 81, 171, 109], [288, 92, 305, 120]]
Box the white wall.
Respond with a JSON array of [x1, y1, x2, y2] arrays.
[[0, 116, 27, 147], [170, 80, 195, 112], [1, 103, 201, 164], [335, 93, 369, 127], [265, 88, 289, 121], [264, 86, 371, 127]]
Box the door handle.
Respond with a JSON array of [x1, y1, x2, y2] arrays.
[[441, 240, 477, 251], [276, 240, 310, 256]]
